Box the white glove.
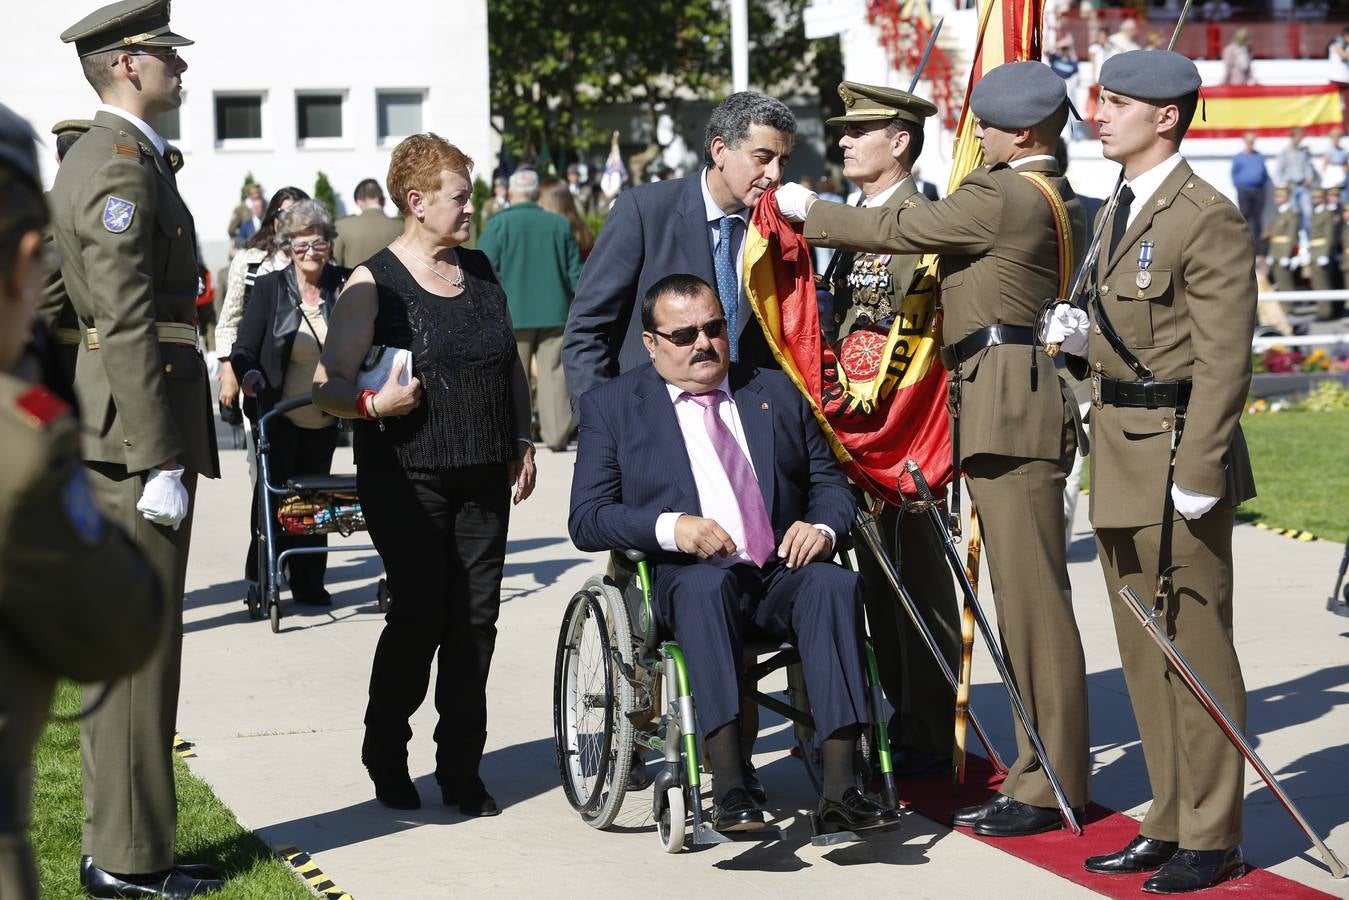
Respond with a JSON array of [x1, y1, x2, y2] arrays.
[[1318, 255, 1330, 266], [1040, 304, 1091, 355], [775, 182, 818, 222], [1279, 257, 1291, 267], [1171, 483, 1219, 521], [137, 466, 189, 529]]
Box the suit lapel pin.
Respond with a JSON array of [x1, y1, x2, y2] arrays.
[[761, 402, 769, 410]]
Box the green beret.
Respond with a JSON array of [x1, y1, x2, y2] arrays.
[[61, 0, 193, 58], [1099, 50, 1202, 101], [969, 61, 1067, 129], [827, 81, 937, 127]]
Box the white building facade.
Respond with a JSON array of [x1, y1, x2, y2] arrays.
[[13, 0, 492, 268]]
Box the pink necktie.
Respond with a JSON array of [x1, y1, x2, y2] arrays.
[[682, 390, 775, 567]]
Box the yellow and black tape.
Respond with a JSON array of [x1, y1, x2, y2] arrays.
[[276, 845, 354, 900], [172, 734, 196, 758], [1252, 522, 1320, 542]]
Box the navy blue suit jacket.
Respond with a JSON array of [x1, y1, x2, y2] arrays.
[[561, 172, 771, 407], [568, 364, 855, 566]]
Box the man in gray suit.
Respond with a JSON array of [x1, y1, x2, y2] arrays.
[[562, 92, 796, 406]]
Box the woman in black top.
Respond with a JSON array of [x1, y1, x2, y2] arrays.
[[314, 135, 536, 816], [231, 199, 348, 605]]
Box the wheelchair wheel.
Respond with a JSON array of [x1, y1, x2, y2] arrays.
[[553, 577, 635, 829], [657, 785, 686, 853], [246, 583, 263, 621], [376, 578, 390, 613]]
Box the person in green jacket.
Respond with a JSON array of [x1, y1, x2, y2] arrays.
[[479, 169, 582, 451]]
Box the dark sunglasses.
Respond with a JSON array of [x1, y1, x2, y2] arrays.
[[650, 317, 727, 346]]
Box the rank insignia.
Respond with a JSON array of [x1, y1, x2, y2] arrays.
[[61, 468, 103, 545], [102, 196, 136, 233]]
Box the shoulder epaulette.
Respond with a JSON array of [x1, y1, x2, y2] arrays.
[[114, 143, 140, 158], [1179, 178, 1222, 208], [15, 385, 69, 429]]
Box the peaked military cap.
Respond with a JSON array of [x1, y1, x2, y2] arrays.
[[1099, 49, 1202, 101], [61, 0, 193, 58], [0, 103, 40, 186], [827, 81, 938, 127], [52, 119, 94, 139], [969, 61, 1067, 129]]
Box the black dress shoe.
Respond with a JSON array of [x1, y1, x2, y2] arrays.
[[713, 786, 766, 832], [891, 749, 952, 779], [83, 856, 222, 884], [367, 766, 420, 810], [82, 861, 223, 898], [292, 590, 332, 607], [439, 774, 501, 817], [951, 792, 1013, 828], [626, 752, 654, 790], [817, 787, 902, 832], [973, 798, 1079, 837], [742, 758, 768, 806], [1085, 835, 1180, 874], [1142, 847, 1244, 894]]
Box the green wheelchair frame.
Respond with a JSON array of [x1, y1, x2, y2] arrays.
[[552, 548, 899, 853]]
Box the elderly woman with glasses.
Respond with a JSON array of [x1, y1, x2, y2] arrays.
[[314, 134, 536, 816], [230, 199, 350, 606]]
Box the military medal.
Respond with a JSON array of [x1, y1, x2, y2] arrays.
[[1135, 241, 1154, 289]]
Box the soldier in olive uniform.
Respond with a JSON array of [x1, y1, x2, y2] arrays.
[[47, 2, 223, 896], [1264, 186, 1300, 293], [1076, 50, 1255, 893], [810, 82, 961, 775], [778, 61, 1090, 837], [1306, 187, 1338, 292], [0, 102, 165, 900], [333, 177, 403, 268], [37, 119, 94, 389]]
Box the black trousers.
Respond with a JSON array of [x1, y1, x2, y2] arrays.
[[357, 463, 510, 777], [652, 560, 869, 741], [246, 419, 338, 600]]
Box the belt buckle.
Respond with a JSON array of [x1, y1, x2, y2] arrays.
[[1091, 373, 1102, 410]]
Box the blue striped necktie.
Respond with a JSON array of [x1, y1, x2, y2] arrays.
[[714, 216, 740, 362]]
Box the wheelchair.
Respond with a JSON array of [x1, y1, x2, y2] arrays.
[[552, 548, 899, 852], [248, 396, 390, 632]]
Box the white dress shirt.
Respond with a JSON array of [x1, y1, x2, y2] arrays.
[[1009, 153, 1057, 171], [1122, 153, 1184, 229], [862, 176, 909, 209], [654, 379, 835, 566], [97, 102, 167, 156]]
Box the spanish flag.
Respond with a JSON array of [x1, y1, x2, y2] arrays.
[[742, 0, 1044, 505], [1188, 84, 1343, 140]]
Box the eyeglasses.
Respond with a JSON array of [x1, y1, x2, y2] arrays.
[[289, 240, 330, 255], [120, 47, 180, 63], [649, 317, 727, 346]]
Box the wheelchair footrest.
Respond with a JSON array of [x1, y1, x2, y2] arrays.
[[808, 813, 902, 846], [693, 823, 784, 845]]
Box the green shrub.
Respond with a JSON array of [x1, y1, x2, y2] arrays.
[[1300, 379, 1349, 413]]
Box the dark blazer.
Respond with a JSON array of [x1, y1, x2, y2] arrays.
[[562, 171, 770, 406], [230, 263, 349, 420], [568, 364, 855, 566]]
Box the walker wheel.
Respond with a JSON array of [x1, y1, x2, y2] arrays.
[[269, 594, 282, 633], [376, 578, 390, 613]]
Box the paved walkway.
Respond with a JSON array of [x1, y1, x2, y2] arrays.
[[178, 437, 1349, 898]]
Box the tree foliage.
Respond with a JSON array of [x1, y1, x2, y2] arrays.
[[488, 0, 833, 168]]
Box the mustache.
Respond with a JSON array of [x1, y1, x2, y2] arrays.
[[691, 347, 719, 364]]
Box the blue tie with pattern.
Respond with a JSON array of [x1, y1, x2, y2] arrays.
[[714, 216, 740, 363]]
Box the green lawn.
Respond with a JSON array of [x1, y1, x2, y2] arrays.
[[31, 682, 312, 900], [1239, 409, 1349, 545]]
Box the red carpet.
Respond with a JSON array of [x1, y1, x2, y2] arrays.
[[897, 756, 1334, 898]]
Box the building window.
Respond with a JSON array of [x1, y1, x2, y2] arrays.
[[377, 91, 424, 144], [297, 94, 344, 141], [215, 94, 263, 141], [160, 106, 181, 142]]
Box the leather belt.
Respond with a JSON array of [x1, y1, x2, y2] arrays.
[[86, 321, 198, 352], [939, 323, 1037, 370], [1091, 374, 1192, 410], [55, 327, 82, 346]]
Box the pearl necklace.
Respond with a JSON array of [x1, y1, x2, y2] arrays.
[[394, 240, 465, 289]]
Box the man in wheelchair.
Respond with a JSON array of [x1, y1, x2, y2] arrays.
[[569, 273, 900, 834]]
